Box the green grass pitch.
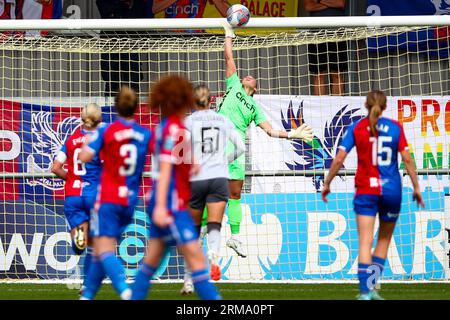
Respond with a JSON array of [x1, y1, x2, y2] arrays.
[[0, 283, 449, 300]]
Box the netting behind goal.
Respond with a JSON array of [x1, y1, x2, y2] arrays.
[[0, 23, 449, 282]]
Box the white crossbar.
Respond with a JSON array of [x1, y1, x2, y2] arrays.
[[0, 16, 446, 31]]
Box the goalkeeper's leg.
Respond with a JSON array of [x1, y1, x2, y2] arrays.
[[226, 179, 246, 258], [200, 206, 208, 233]]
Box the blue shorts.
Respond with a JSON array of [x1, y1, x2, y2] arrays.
[[90, 203, 135, 238], [353, 194, 402, 222], [149, 210, 199, 246], [64, 196, 95, 230]]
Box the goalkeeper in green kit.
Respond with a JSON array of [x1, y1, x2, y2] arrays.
[[217, 21, 314, 257]]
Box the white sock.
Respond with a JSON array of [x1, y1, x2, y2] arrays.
[[184, 260, 192, 282], [231, 234, 241, 242], [207, 229, 221, 257], [120, 288, 131, 300]]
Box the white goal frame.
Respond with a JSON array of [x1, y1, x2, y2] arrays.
[[0, 15, 447, 31]]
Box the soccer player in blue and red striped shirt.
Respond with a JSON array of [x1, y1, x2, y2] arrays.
[[322, 90, 424, 300], [131, 75, 221, 300], [79, 86, 153, 300], [52, 103, 102, 288]]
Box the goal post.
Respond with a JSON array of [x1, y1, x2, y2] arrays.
[[0, 15, 447, 29], [0, 17, 449, 283]]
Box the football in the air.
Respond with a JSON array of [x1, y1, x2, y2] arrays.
[[226, 4, 250, 28]]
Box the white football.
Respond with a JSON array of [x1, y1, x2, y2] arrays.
[[226, 4, 250, 28]]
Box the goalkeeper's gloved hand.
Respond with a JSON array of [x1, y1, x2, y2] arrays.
[[287, 123, 314, 142], [220, 20, 236, 38]]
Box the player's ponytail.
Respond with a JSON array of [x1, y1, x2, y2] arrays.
[[115, 86, 139, 118], [194, 84, 211, 109], [81, 103, 102, 129], [366, 90, 387, 136]]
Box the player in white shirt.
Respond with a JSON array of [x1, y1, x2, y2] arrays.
[[181, 84, 245, 293]]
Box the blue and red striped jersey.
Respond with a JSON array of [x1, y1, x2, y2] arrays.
[[150, 115, 191, 213], [86, 118, 152, 206], [57, 128, 101, 198], [339, 117, 409, 196]]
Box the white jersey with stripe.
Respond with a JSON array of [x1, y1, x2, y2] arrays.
[[185, 109, 245, 182]]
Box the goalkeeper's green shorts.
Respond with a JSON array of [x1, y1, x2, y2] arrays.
[[228, 153, 245, 181]]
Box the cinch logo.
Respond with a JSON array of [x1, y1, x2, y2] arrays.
[[281, 101, 364, 191], [166, 2, 200, 17], [236, 91, 256, 114], [430, 0, 450, 15], [26, 111, 80, 190]]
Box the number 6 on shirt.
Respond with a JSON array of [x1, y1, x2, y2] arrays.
[[73, 147, 87, 176]]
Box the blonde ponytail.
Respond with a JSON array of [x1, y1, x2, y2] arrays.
[[369, 104, 382, 136], [366, 90, 387, 136], [81, 103, 102, 129], [193, 84, 211, 109]]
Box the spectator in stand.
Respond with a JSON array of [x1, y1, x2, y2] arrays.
[[304, 0, 348, 96]]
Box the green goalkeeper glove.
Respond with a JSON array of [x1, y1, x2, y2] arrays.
[[288, 124, 314, 142]]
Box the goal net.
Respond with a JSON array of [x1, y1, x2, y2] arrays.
[[0, 17, 449, 283]]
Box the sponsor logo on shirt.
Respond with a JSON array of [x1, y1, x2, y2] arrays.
[[236, 91, 256, 114]]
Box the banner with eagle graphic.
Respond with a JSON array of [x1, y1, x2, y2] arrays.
[[0, 96, 448, 280], [0, 99, 156, 202], [250, 95, 450, 194]]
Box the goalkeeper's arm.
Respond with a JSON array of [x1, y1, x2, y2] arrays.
[[258, 121, 314, 142], [222, 21, 237, 78]]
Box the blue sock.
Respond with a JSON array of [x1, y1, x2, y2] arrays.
[[100, 251, 128, 296], [131, 263, 156, 300], [81, 257, 105, 300], [371, 256, 386, 289], [192, 269, 222, 300], [83, 247, 92, 282], [357, 263, 371, 295]]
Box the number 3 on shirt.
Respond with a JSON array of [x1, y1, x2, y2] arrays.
[[370, 136, 392, 166], [119, 144, 137, 176]]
